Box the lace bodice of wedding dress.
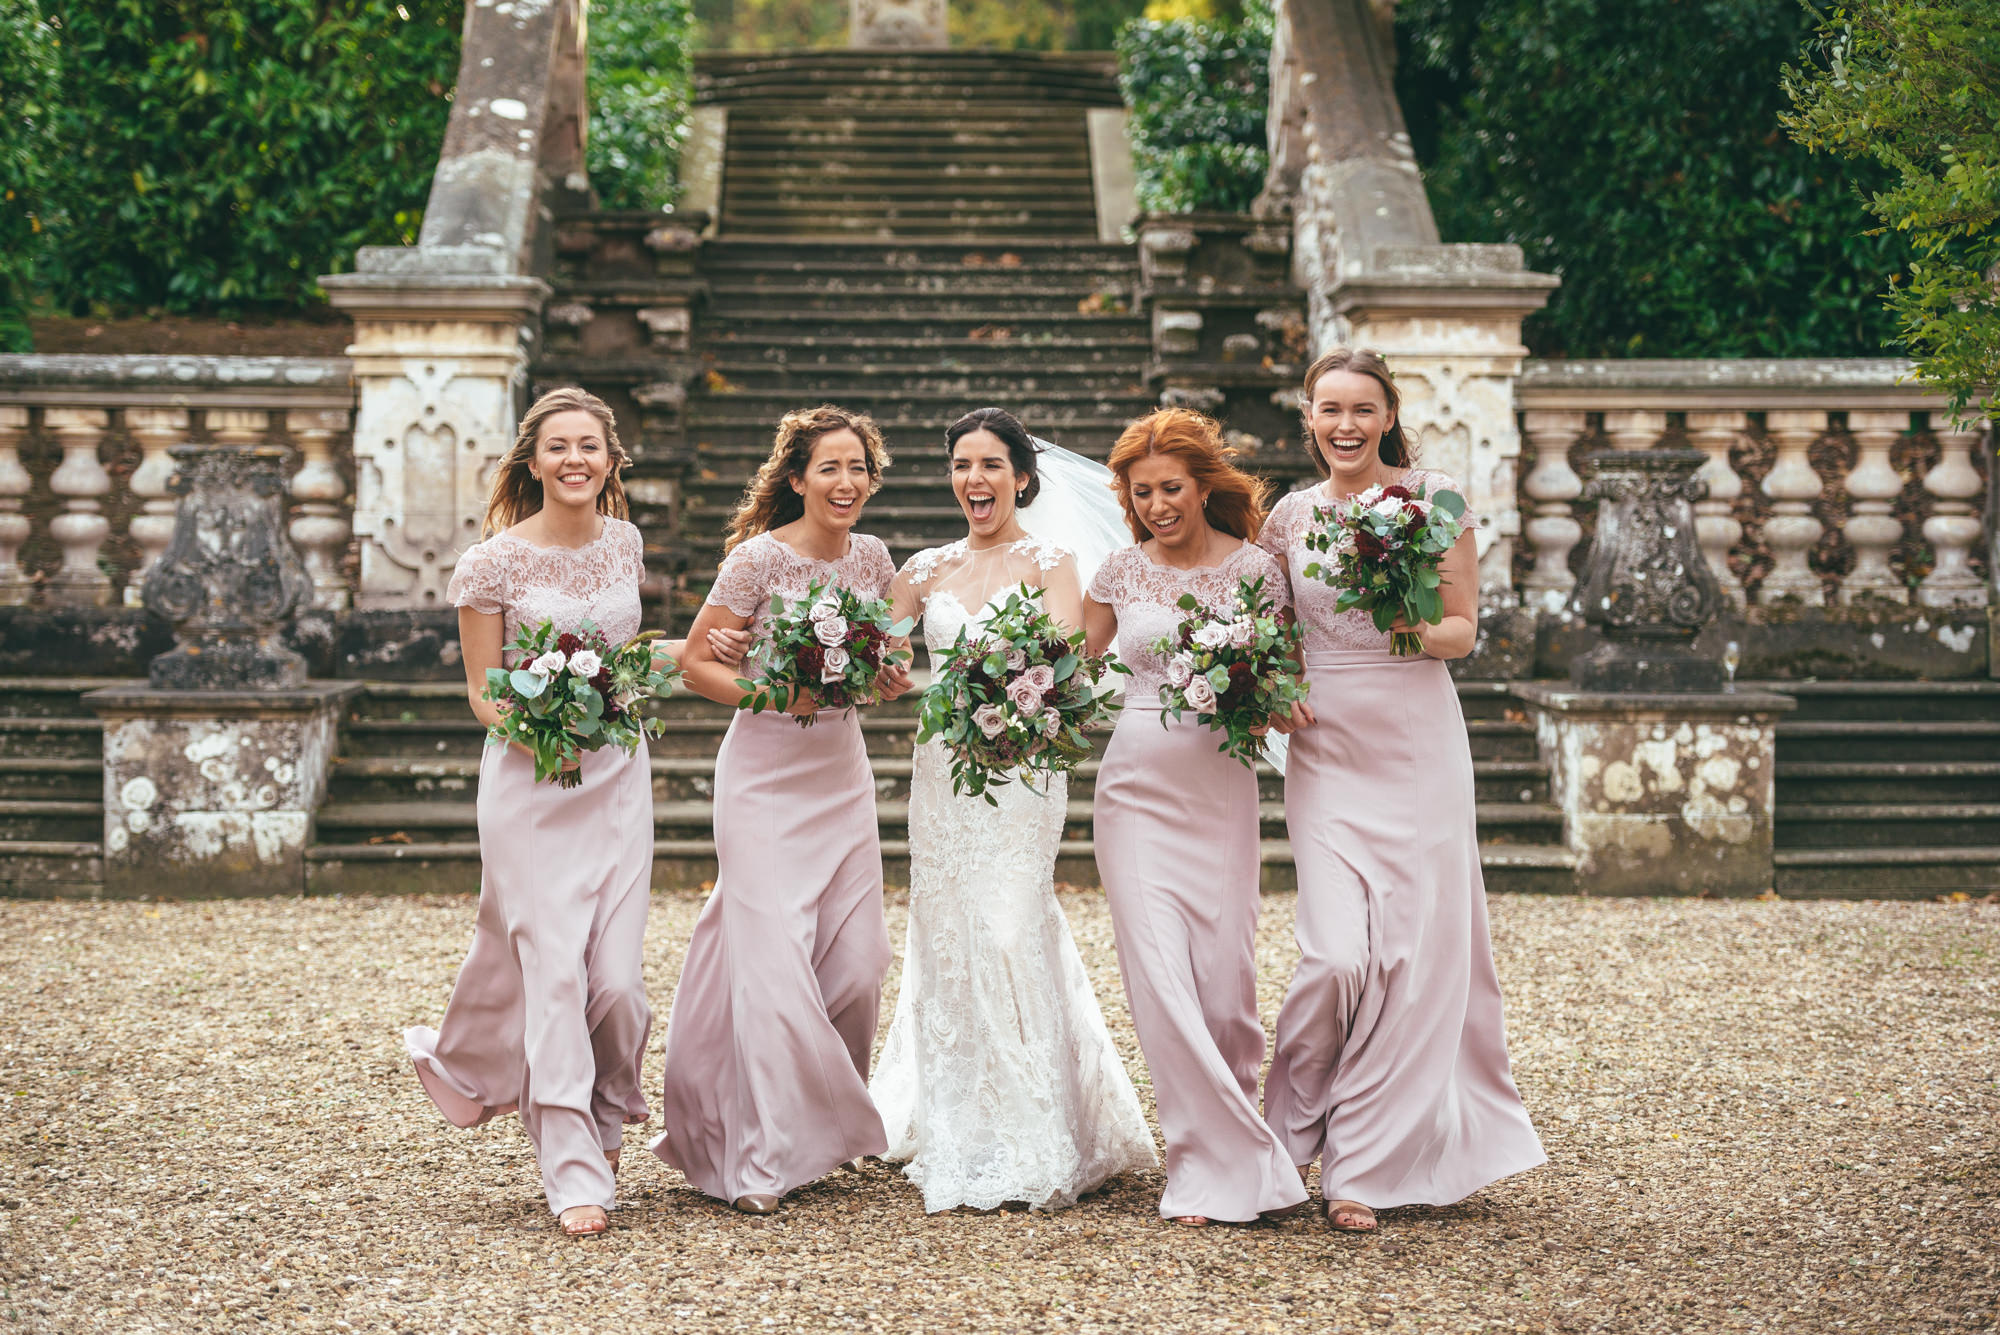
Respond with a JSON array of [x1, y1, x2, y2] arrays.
[[869, 538, 1156, 1212]]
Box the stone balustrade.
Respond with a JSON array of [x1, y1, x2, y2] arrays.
[[1513, 358, 1991, 616], [0, 356, 355, 611]]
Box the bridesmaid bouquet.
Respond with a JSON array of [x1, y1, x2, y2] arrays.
[[1302, 479, 1467, 656], [736, 579, 915, 726], [483, 620, 681, 788], [916, 584, 1126, 803], [1151, 575, 1307, 767]]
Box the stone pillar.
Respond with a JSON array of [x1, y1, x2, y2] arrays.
[[1685, 410, 1747, 609], [43, 407, 113, 607], [286, 409, 353, 612], [0, 406, 31, 606], [1758, 409, 1828, 606], [322, 251, 548, 610], [1919, 416, 1988, 609], [850, 0, 947, 47], [1519, 409, 1586, 614], [124, 408, 190, 608], [1840, 410, 1910, 604], [86, 682, 361, 899], [1513, 685, 1795, 897]]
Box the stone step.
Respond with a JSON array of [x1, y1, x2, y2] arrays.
[[1773, 846, 2000, 897], [708, 279, 1131, 305], [0, 756, 101, 800], [716, 215, 1101, 241], [1774, 720, 2000, 764], [696, 313, 1148, 343], [723, 164, 1099, 187], [302, 838, 1578, 897], [1775, 761, 2000, 805], [0, 715, 103, 760], [696, 239, 1138, 270], [722, 178, 1097, 203], [689, 393, 1154, 429], [702, 354, 1150, 385], [0, 678, 135, 717], [0, 840, 103, 898], [0, 799, 101, 842], [707, 295, 1134, 324], [726, 121, 1092, 143], [1774, 802, 2000, 849], [1756, 679, 2000, 723]]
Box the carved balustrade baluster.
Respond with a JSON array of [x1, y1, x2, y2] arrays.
[[1840, 410, 1910, 604], [205, 408, 271, 450], [286, 409, 352, 611], [1519, 410, 1586, 613], [124, 408, 190, 607], [1685, 411, 1747, 609], [1602, 409, 1667, 453], [1919, 415, 1989, 608], [43, 407, 113, 607], [1758, 410, 1828, 606], [0, 407, 30, 606]]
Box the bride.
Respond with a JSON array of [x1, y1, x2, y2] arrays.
[[871, 407, 1155, 1212]]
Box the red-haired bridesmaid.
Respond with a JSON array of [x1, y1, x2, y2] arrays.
[[654, 405, 911, 1214], [1082, 408, 1309, 1226], [1258, 348, 1543, 1232]]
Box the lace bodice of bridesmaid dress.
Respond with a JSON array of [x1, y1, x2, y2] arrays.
[[1257, 469, 1476, 655], [705, 530, 897, 638], [1084, 542, 1287, 702], [901, 536, 1073, 656], [446, 518, 647, 662]]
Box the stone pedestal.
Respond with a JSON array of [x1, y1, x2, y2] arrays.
[[85, 683, 362, 898], [1514, 684, 1795, 897]]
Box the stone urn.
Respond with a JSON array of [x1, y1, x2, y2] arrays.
[[1569, 447, 1726, 693], [142, 445, 312, 691]]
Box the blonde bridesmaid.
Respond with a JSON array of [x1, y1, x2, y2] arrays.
[[1082, 408, 1309, 1226], [1258, 348, 1544, 1232], [406, 387, 656, 1238], [654, 405, 912, 1214]]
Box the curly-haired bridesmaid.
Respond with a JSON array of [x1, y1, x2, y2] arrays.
[[653, 405, 912, 1214], [1258, 348, 1544, 1232], [406, 387, 656, 1238]]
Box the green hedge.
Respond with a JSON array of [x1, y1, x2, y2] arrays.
[[0, 3, 63, 350], [1396, 0, 1911, 358], [1116, 1, 1272, 215], [587, 0, 695, 212]]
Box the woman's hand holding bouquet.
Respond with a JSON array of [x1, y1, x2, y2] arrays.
[[1303, 479, 1467, 656], [482, 620, 681, 788], [1151, 574, 1307, 767], [916, 584, 1126, 803], [736, 580, 916, 726]]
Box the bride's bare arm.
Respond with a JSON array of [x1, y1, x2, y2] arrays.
[[1039, 556, 1085, 633]]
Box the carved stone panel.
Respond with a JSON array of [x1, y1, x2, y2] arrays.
[[851, 0, 947, 47]]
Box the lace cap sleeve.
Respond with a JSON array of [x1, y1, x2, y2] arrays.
[[1014, 535, 1071, 572], [855, 534, 897, 599], [707, 534, 771, 619], [1257, 490, 1305, 559], [1085, 545, 1136, 607], [616, 518, 648, 586], [446, 540, 507, 615], [901, 543, 953, 587]]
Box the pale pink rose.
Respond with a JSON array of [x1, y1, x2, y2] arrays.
[[1192, 621, 1231, 651], [1023, 663, 1055, 693], [1166, 652, 1195, 689], [530, 649, 568, 677], [566, 648, 603, 678], [1039, 710, 1060, 737], [973, 702, 1007, 738], [809, 597, 840, 623], [1005, 676, 1046, 715], [812, 614, 848, 647], [1006, 647, 1028, 671], [1183, 674, 1219, 713], [820, 644, 851, 683], [1226, 618, 1255, 649]]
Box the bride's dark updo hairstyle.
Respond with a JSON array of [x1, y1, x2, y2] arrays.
[[944, 407, 1042, 508]]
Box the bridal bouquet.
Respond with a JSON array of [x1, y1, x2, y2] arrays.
[[483, 620, 681, 788], [1151, 575, 1307, 767], [736, 579, 915, 726], [916, 584, 1126, 803], [1302, 479, 1467, 656]]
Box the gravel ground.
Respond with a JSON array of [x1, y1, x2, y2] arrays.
[[2, 891, 1995, 1335]]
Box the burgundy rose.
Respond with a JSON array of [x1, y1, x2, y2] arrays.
[[556, 631, 584, 655], [1354, 531, 1390, 563], [798, 644, 826, 679], [1379, 484, 1413, 502]]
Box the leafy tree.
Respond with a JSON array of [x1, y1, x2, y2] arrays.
[[1783, 0, 2000, 419], [1117, 0, 1271, 214], [0, 1, 59, 349], [1397, 0, 1911, 358], [589, 0, 696, 210]]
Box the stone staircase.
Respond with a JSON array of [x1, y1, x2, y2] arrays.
[[1770, 681, 2000, 896], [0, 678, 111, 897], [299, 679, 1576, 897]]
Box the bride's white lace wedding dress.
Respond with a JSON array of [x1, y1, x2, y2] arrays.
[[870, 536, 1156, 1212]]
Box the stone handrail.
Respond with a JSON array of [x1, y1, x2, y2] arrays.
[[0, 355, 356, 612], [1512, 357, 1991, 614]]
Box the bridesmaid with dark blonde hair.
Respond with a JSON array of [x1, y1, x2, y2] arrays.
[[406, 386, 656, 1238], [1258, 348, 1543, 1232], [654, 404, 913, 1215], [1082, 407, 1310, 1227]]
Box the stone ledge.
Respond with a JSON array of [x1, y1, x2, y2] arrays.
[[84, 681, 364, 718], [1512, 682, 1796, 718]]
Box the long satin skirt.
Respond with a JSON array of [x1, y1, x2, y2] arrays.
[[1267, 649, 1545, 1208], [405, 738, 654, 1218], [1092, 705, 1307, 1222], [651, 708, 892, 1203]]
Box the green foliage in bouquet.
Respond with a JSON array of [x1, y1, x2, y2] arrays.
[[483, 620, 679, 789], [916, 584, 1128, 805], [1151, 575, 1307, 767]]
